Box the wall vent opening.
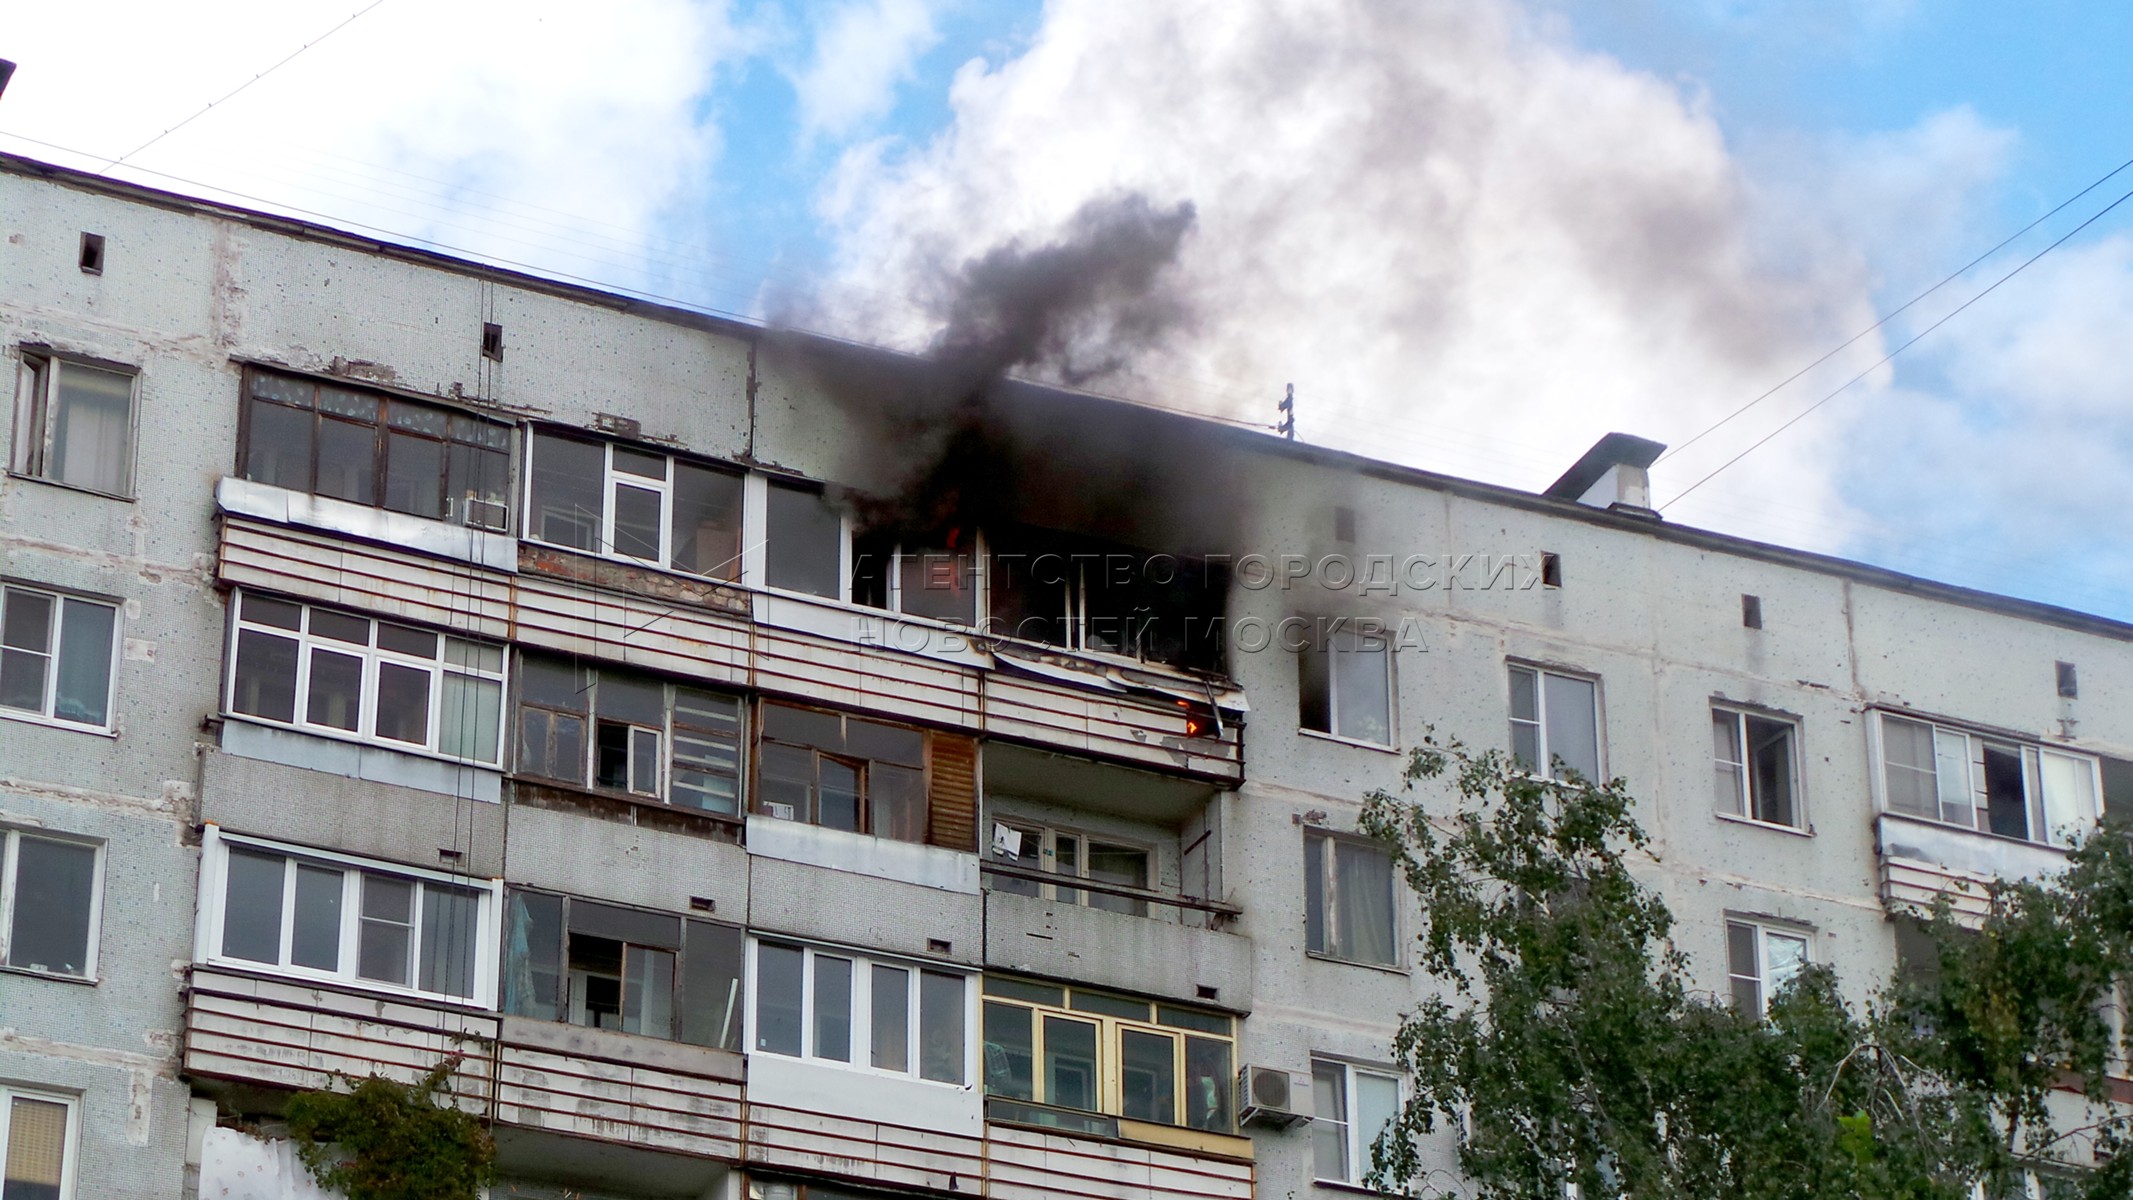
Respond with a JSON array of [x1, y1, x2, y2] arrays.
[[79, 232, 105, 275], [1742, 594, 1763, 629]]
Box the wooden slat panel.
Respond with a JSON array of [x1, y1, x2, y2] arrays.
[[493, 1043, 745, 1160], [928, 732, 979, 851], [986, 1124, 1253, 1200], [1881, 859, 1992, 923]]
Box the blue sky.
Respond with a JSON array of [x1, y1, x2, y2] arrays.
[[5, 0, 2132, 617]]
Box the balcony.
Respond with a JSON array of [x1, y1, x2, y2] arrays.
[[987, 1109, 1254, 1200], [182, 966, 742, 1194], [983, 876, 1249, 1007], [1875, 812, 2070, 923]]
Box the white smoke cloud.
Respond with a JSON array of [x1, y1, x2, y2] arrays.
[[809, 0, 1910, 551], [788, 0, 943, 145]]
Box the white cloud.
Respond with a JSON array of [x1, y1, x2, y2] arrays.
[[789, 0, 942, 146], [808, 0, 1897, 552], [2, 0, 752, 305]]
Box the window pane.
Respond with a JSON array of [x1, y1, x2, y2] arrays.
[[818, 759, 861, 832], [1745, 716, 1796, 826], [626, 945, 677, 1039], [1881, 716, 1938, 818], [899, 544, 978, 624], [221, 849, 286, 963], [242, 594, 304, 630], [1727, 922, 1761, 1013], [1765, 932, 1807, 998], [438, 675, 501, 763], [870, 763, 926, 843], [310, 610, 370, 646], [755, 943, 805, 1056], [872, 965, 911, 1072], [1313, 1062, 1350, 1180], [1542, 673, 1599, 780], [251, 372, 314, 407], [375, 660, 432, 746], [446, 442, 512, 521], [383, 429, 446, 519], [919, 971, 965, 1084], [1712, 712, 1745, 815], [595, 722, 633, 790], [757, 743, 813, 821], [612, 483, 663, 561], [503, 890, 566, 1021], [570, 932, 625, 1029], [529, 433, 605, 551], [387, 401, 448, 436], [318, 387, 379, 422], [51, 599, 114, 726], [244, 395, 316, 492], [420, 884, 481, 998], [1333, 640, 1391, 745], [518, 654, 589, 711], [630, 727, 661, 795], [1334, 840, 1396, 965], [680, 920, 745, 1050], [766, 482, 842, 598], [1121, 1029, 1178, 1123], [671, 689, 743, 816], [1042, 1016, 1099, 1110], [671, 463, 744, 580], [305, 648, 364, 731], [1982, 744, 2028, 840], [8, 837, 96, 975], [290, 863, 343, 971], [51, 361, 133, 493], [1304, 834, 1327, 955], [1184, 1036, 1233, 1132], [518, 707, 586, 782], [377, 623, 437, 658], [0, 592, 51, 715], [2040, 753, 2096, 847], [982, 1001, 1034, 1099], [315, 417, 378, 505], [4, 1096, 69, 1196], [612, 446, 666, 480], [1934, 729, 1975, 827], [596, 673, 663, 726], [358, 876, 414, 986], [813, 955, 854, 1061], [1356, 1073, 1401, 1175]]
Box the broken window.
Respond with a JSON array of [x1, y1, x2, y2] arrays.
[[755, 702, 928, 841], [523, 431, 744, 577], [240, 369, 512, 529], [988, 822, 1151, 916], [1508, 664, 1601, 781], [1712, 707, 1801, 828], [207, 832, 489, 1001], [501, 889, 743, 1049], [0, 1087, 77, 1200], [13, 351, 137, 496], [765, 479, 844, 598], [1304, 830, 1397, 966], [513, 653, 744, 816], [980, 976, 1233, 1132], [986, 525, 1226, 672], [751, 938, 969, 1084], [224, 593, 506, 761], [1299, 623, 1393, 745], [1879, 713, 2098, 846], [0, 583, 118, 729], [1, 829, 99, 979], [1726, 918, 1809, 1017]]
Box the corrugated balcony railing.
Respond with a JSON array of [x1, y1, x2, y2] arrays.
[[182, 966, 742, 1163], [1875, 812, 2070, 924], [215, 507, 1242, 782]]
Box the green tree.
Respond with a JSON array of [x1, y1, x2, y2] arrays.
[[284, 1060, 496, 1200], [1356, 733, 2133, 1200]]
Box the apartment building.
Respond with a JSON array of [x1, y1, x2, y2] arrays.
[[4, 150, 2132, 1200]]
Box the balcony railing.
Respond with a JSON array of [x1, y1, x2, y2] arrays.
[[980, 861, 1241, 928]]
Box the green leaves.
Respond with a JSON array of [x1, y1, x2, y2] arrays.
[[284, 1060, 496, 1200], [1362, 732, 2133, 1200]]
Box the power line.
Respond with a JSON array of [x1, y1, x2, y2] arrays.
[[1661, 181, 2133, 511], [100, 0, 391, 173], [1658, 150, 2133, 466]]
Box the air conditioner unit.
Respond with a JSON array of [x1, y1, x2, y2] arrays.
[[453, 496, 511, 533], [1236, 1065, 1313, 1129]]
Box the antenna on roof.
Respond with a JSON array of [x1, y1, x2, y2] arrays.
[[1277, 383, 1296, 441]]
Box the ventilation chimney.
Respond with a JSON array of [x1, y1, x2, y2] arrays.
[[1544, 433, 1665, 518]]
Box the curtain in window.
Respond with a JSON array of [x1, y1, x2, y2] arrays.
[[4, 1096, 68, 1194], [1334, 841, 1396, 964], [51, 364, 132, 493]]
